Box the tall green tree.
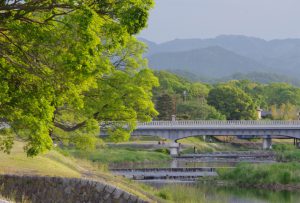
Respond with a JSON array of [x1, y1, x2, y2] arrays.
[[208, 85, 258, 120], [177, 101, 225, 120], [0, 0, 156, 155], [156, 94, 174, 120]]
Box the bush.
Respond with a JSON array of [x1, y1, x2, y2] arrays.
[[273, 144, 296, 152], [279, 171, 291, 184], [154, 148, 170, 155], [218, 162, 300, 185], [157, 191, 171, 200]]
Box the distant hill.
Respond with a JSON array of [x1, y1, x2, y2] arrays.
[[148, 46, 269, 78], [140, 35, 300, 78], [216, 72, 300, 86], [160, 70, 300, 87]]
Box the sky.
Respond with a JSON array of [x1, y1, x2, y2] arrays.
[[139, 0, 300, 43]]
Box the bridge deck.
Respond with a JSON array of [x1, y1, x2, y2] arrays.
[[137, 120, 300, 129]]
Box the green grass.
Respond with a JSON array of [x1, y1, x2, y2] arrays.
[[63, 147, 171, 164], [273, 144, 300, 162], [0, 142, 81, 178], [218, 162, 300, 185], [178, 137, 239, 153], [156, 184, 223, 203], [0, 141, 164, 202]]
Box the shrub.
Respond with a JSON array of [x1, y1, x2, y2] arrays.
[[154, 148, 170, 155], [157, 191, 171, 200]]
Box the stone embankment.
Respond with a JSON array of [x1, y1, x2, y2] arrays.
[[0, 175, 147, 203]]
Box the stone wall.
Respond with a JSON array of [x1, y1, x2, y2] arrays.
[[0, 175, 148, 203]]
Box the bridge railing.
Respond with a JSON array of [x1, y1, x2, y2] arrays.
[[137, 120, 300, 127]]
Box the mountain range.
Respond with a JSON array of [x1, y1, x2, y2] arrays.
[[140, 35, 300, 82]]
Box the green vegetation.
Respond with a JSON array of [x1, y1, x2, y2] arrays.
[[156, 184, 300, 203], [154, 70, 300, 122], [156, 184, 225, 203], [178, 137, 238, 153], [62, 147, 171, 164], [0, 141, 81, 177], [218, 162, 300, 186], [273, 144, 300, 162], [0, 0, 156, 156], [0, 141, 165, 202], [208, 85, 257, 120]]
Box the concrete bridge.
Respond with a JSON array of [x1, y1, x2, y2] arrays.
[[102, 120, 300, 156]]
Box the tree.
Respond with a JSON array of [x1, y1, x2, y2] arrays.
[[176, 101, 225, 120], [263, 83, 300, 107], [271, 103, 299, 120], [153, 70, 190, 95], [156, 94, 174, 120], [208, 85, 258, 120], [0, 0, 156, 156], [189, 83, 210, 102]]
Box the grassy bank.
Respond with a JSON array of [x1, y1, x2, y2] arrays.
[[157, 184, 216, 203], [0, 141, 164, 202], [218, 162, 300, 188], [0, 141, 81, 178], [61, 147, 171, 165], [273, 144, 300, 162], [178, 137, 241, 153]]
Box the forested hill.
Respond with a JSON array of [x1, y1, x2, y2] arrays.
[[153, 70, 300, 121], [148, 46, 269, 78], [141, 35, 300, 78], [167, 71, 300, 87]]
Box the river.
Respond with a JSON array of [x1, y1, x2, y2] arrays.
[[110, 153, 299, 203], [155, 183, 300, 203]]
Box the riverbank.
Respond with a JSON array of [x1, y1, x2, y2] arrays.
[[217, 162, 300, 191], [61, 146, 171, 165], [0, 141, 164, 202]]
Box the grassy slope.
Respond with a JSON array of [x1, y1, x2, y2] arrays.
[[0, 142, 161, 202], [178, 137, 239, 153], [0, 142, 80, 177], [64, 147, 171, 164]]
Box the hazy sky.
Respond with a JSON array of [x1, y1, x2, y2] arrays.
[[139, 0, 300, 43]]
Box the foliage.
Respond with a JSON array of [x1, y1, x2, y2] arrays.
[[271, 103, 299, 120], [154, 70, 190, 95], [263, 83, 300, 107], [176, 101, 225, 120], [218, 162, 300, 185], [273, 144, 296, 152], [0, 128, 14, 154], [155, 93, 174, 120], [208, 85, 258, 120], [273, 144, 300, 162], [154, 70, 300, 122], [0, 0, 156, 155], [154, 148, 170, 155]]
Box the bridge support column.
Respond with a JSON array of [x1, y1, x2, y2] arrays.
[[169, 142, 180, 157], [294, 139, 300, 149], [262, 137, 272, 150]]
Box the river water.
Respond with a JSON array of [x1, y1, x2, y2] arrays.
[[156, 183, 300, 203], [111, 159, 299, 203]]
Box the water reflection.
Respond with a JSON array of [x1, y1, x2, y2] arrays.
[[156, 183, 300, 203]]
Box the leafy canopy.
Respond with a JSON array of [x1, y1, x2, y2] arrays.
[[208, 85, 258, 120], [0, 0, 157, 156]]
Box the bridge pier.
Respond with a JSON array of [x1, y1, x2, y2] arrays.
[[169, 142, 180, 157], [294, 139, 300, 148], [262, 137, 272, 150]]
